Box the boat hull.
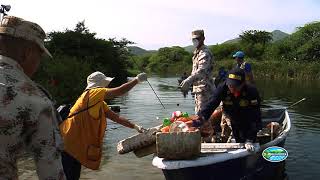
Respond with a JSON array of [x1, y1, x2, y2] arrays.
[[162, 140, 287, 180]]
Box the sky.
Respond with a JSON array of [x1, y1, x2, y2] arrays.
[[2, 0, 320, 50]]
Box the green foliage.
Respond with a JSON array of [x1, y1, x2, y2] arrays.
[[271, 30, 289, 42], [35, 21, 133, 104], [209, 43, 241, 61], [215, 59, 320, 80], [183, 45, 195, 53], [32, 19, 320, 105], [34, 56, 93, 104], [128, 46, 150, 55], [240, 30, 273, 45], [145, 46, 192, 75], [267, 21, 320, 61], [239, 30, 272, 59]]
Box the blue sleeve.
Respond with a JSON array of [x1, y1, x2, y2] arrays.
[[245, 87, 262, 141], [245, 63, 251, 72], [198, 84, 225, 120]]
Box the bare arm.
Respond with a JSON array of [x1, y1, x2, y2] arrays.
[[105, 78, 138, 99], [105, 109, 135, 129]]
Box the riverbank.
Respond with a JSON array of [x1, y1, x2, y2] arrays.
[[215, 59, 320, 80], [147, 59, 320, 80]]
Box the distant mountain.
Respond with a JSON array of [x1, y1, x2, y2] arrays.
[[223, 30, 289, 44], [183, 45, 195, 53], [128, 46, 156, 55], [223, 37, 241, 44], [128, 46, 148, 55], [271, 30, 289, 42]]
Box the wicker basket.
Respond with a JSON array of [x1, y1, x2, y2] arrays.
[[156, 131, 201, 160]]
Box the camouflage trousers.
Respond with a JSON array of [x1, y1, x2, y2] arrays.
[[195, 92, 214, 142], [220, 112, 233, 143], [194, 92, 213, 115]]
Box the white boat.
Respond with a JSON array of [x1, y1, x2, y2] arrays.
[[152, 108, 291, 180]]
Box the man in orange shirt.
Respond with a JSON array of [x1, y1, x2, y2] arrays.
[[60, 71, 147, 179]]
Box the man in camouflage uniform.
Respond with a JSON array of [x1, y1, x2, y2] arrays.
[[180, 30, 215, 139], [0, 16, 65, 179]]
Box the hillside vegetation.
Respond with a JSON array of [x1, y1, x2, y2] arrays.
[[131, 23, 320, 79], [35, 21, 320, 104]]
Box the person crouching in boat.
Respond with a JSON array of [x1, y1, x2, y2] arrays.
[[59, 71, 147, 180], [191, 68, 262, 152]]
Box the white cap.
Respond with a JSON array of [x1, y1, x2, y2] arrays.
[[85, 71, 114, 90]]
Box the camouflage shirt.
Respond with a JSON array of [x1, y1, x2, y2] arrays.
[[188, 45, 215, 93], [0, 55, 65, 179]]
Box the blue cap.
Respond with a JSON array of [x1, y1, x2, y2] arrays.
[[233, 51, 245, 59]]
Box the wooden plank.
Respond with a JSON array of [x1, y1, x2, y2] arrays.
[[117, 125, 161, 154], [201, 143, 245, 150]]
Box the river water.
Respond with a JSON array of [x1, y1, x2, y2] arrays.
[[19, 77, 320, 180]]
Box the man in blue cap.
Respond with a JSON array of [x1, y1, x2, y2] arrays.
[[192, 68, 262, 151], [233, 51, 254, 84]]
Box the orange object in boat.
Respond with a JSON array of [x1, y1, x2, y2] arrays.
[[177, 117, 191, 122], [161, 126, 170, 133]]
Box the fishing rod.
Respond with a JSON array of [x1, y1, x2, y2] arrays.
[[131, 59, 165, 109], [287, 98, 306, 109], [146, 80, 166, 109], [261, 97, 306, 109]]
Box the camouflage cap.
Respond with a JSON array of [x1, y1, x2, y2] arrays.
[[0, 16, 52, 58], [192, 29, 204, 39]]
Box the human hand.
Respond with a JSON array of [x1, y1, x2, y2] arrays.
[[257, 130, 264, 136], [245, 140, 255, 152], [133, 124, 146, 133], [185, 120, 194, 128], [200, 119, 214, 137], [136, 72, 147, 83], [180, 79, 190, 91]]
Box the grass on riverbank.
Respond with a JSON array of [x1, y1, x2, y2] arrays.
[[214, 59, 320, 80], [129, 58, 320, 80]]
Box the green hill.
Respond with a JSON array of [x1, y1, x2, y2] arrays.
[[128, 46, 149, 55], [223, 30, 289, 44], [271, 30, 289, 42], [223, 37, 241, 44], [130, 30, 289, 55], [128, 46, 157, 55], [183, 45, 195, 53]]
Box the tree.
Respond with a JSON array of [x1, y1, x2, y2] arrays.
[[210, 43, 241, 61], [74, 20, 91, 34], [239, 30, 272, 59], [267, 21, 320, 61], [240, 30, 272, 45], [35, 21, 134, 104], [137, 46, 192, 75]]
